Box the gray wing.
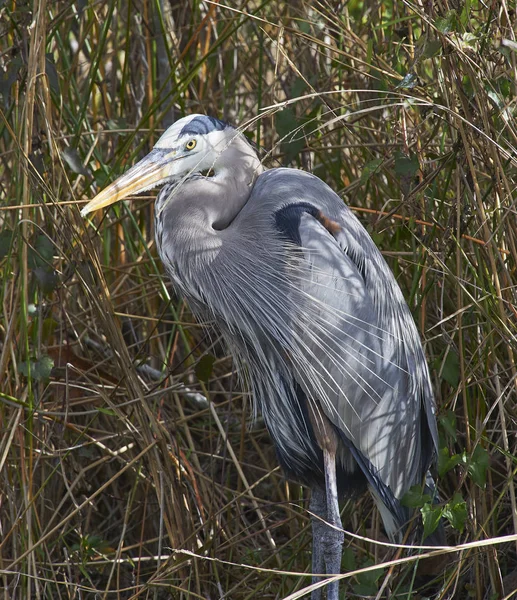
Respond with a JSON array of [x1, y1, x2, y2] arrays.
[[217, 167, 437, 502], [263, 172, 437, 504]]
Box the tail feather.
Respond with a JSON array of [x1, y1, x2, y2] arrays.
[[336, 428, 446, 545]]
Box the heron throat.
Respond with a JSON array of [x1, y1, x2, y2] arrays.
[[154, 131, 264, 292]]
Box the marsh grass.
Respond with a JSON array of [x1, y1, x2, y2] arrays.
[[0, 1, 516, 598]]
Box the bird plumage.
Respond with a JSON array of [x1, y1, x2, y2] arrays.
[[82, 114, 443, 600], [156, 160, 437, 492]]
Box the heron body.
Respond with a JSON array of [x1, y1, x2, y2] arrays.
[[82, 114, 441, 599]]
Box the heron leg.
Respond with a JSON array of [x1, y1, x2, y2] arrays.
[[309, 486, 327, 600], [322, 448, 344, 600]]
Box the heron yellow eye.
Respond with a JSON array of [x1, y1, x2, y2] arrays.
[[185, 139, 197, 151]]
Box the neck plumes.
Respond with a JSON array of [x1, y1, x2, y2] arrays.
[[155, 132, 264, 291]]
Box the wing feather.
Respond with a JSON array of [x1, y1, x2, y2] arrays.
[[292, 209, 433, 502]]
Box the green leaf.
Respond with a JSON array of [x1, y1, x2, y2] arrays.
[[423, 39, 442, 58], [401, 485, 432, 508], [41, 317, 58, 344], [97, 407, 117, 416], [62, 147, 90, 176], [369, 231, 385, 246], [462, 74, 474, 98], [78, 564, 90, 578], [93, 168, 110, 189], [18, 361, 30, 377], [486, 89, 503, 110], [107, 117, 128, 130], [275, 107, 298, 138], [34, 267, 59, 294], [499, 78, 512, 100], [341, 546, 356, 572], [0, 229, 14, 258], [435, 11, 459, 34], [34, 355, 54, 380], [421, 503, 443, 538], [437, 447, 466, 477], [28, 235, 54, 269], [195, 354, 215, 383], [468, 445, 489, 488], [441, 349, 460, 387], [498, 45, 512, 63], [45, 53, 60, 93], [298, 20, 310, 34], [439, 410, 457, 441], [291, 76, 307, 99], [275, 108, 305, 163], [76, 533, 114, 557], [460, 32, 478, 51], [18, 355, 54, 381], [442, 492, 467, 532], [360, 158, 383, 183], [0, 56, 23, 108], [353, 558, 384, 597], [394, 152, 419, 177]]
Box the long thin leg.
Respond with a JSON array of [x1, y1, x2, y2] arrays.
[[322, 448, 344, 600], [310, 486, 327, 600]]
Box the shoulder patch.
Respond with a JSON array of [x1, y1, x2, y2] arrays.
[[180, 115, 228, 137], [274, 203, 318, 245], [274, 203, 341, 245]]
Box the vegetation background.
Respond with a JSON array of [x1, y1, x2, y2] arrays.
[[1, 0, 516, 598]]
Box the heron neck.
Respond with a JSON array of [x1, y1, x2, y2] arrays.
[[155, 136, 264, 280], [209, 139, 264, 229], [185, 142, 262, 228]]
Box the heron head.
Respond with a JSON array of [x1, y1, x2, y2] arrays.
[[80, 115, 236, 216]]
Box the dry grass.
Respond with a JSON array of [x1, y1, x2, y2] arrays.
[[0, 1, 516, 598]]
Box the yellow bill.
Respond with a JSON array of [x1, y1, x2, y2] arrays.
[[80, 149, 176, 217]]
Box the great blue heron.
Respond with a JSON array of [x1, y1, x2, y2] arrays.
[[81, 114, 441, 599]]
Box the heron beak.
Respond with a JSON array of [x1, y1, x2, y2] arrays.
[[80, 149, 178, 217]]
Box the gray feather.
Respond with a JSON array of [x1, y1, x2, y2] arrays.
[[85, 115, 441, 553]]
